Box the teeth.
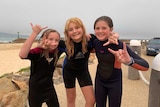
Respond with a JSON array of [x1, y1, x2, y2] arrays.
[[99, 34, 104, 36], [73, 33, 79, 36], [98, 33, 104, 36]]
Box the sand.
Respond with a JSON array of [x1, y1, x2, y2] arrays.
[[0, 43, 154, 107]]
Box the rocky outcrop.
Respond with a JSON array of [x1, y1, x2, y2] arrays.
[[0, 53, 95, 107]]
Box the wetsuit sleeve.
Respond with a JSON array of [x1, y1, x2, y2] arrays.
[[24, 47, 42, 60], [89, 34, 97, 53], [90, 34, 97, 42], [58, 40, 66, 52], [126, 46, 149, 71]]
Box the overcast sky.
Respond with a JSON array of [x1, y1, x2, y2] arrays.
[[0, 0, 160, 38]]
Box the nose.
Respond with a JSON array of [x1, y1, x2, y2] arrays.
[[98, 28, 103, 32], [52, 41, 58, 46], [72, 28, 77, 33]]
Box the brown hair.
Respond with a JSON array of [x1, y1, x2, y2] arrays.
[[94, 16, 113, 29], [64, 17, 87, 58], [39, 29, 60, 66]]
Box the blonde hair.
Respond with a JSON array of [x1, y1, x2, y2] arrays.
[[64, 17, 87, 58], [39, 29, 60, 66]]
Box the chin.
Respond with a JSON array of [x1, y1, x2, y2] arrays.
[[49, 47, 56, 51], [98, 38, 106, 41]]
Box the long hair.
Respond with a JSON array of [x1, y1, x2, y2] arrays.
[[64, 17, 87, 58], [39, 29, 60, 66]]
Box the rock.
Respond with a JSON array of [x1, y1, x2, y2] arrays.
[[11, 79, 28, 90], [0, 90, 28, 107], [0, 52, 95, 106], [0, 77, 17, 101]]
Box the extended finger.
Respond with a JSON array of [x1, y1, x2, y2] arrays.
[[110, 33, 119, 45], [118, 49, 123, 56], [42, 26, 48, 30], [113, 36, 118, 45], [30, 23, 33, 27], [108, 48, 116, 55], [103, 41, 110, 46], [123, 42, 127, 51]]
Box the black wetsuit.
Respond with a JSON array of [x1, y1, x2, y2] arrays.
[[26, 45, 65, 107], [93, 39, 149, 107], [63, 37, 95, 88]]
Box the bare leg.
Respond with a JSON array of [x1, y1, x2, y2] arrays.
[[81, 85, 95, 107], [66, 88, 76, 107]]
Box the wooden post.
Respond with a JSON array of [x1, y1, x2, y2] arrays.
[[17, 32, 19, 39], [128, 40, 141, 80], [148, 53, 160, 107]]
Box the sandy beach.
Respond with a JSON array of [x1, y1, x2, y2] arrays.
[[0, 43, 154, 107]]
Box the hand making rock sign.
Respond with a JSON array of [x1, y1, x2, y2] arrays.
[[108, 42, 132, 65]]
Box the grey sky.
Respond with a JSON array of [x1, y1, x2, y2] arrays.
[[0, 0, 160, 38]]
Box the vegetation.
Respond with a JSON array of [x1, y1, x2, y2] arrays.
[[17, 66, 30, 73], [0, 66, 30, 78]]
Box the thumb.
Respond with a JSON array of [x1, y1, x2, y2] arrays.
[[103, 41, 110, 46]]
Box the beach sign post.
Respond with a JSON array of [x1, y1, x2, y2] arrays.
[[17, 32, 20, 39], [148, 53, 160, 107], [128, 40, 141, 80]]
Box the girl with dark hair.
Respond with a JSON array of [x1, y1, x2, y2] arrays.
[[93, 16, 149, 107]]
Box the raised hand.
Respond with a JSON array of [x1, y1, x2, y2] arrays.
[[30, 23, 48, 35], [103, 32, 119, 46], [19, 23, 48, 58], [86, 34, 92, 41], [108, 42, 131, 63]]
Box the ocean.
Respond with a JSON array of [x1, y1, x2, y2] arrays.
[[0, 32, 154, 43], [0, 32, 37, 43]]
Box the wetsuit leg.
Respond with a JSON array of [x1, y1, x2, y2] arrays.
[[77, 69, 92, 87], [108, 77, 122, 107], [45, 88, 60, 107], [28, 91, 43, 107], [63, 67, 76, 88], [95, 74, 122, 107], [62, 57, 76, 88], [95, 77, 107, 107]]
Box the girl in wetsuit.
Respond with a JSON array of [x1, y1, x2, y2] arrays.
[[62, 17, 119, 107], [62, 17, 96, 107], [93, 16, 149, 107], [19, 23, 65, 107]]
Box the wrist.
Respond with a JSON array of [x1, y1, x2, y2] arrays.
[[124, 57, 134, 66]]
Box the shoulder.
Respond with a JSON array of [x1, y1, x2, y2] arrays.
[[88, 33, 97, 42], [58, 40, 66, 51], [30, 47, 43, 54], [59, 40, 65, 44], [117, 40, 124, 48]]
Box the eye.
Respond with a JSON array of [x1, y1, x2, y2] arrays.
[[68, 28, 73, 32], [75, 26, 80, 29], [55, 39, 60, 42], [95, 27, 100, 30], [102, 27, 107, 30]]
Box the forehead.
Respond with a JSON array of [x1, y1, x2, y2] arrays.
[[48, 32, 60, 38], [68, 22, 78, 27], [96, 20, 108, 26]]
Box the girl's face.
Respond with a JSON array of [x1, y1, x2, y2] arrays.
[[94, 20, 113, 41], [67, 22, 83, 43], [46, 32, 60, 51]]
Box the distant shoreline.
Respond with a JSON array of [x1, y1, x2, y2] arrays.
[[0, 38, 149, 46]]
